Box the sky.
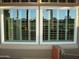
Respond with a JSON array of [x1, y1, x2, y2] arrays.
[[9, 8, 76, 20], [43, 8, 76, 20], [9, 9, 36, 20]]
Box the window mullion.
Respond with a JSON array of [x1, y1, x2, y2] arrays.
[[48, 10, 51, 41], [19, 10, 22, 40], [28, 9, 31, 41], [65, 9, 68, 41], [57, 9, 59, 40]]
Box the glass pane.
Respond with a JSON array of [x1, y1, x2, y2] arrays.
[[43, 9, 49, 41], [59, 0, 66, 2], [50, 0, 57, 2], [43, 9, 57, 41], [4, 9, 36, 42], [2, 0, 10, 2], [68, 0, 76, 3], [30, 0, 37, 2], [29, 9, 36, 41], [19, 9, 26, 40], [67, 8, 76, 41], [12, 0, 19, 2], [58, 9, 67, 40], [50, 9, 57, 41], [42, 0, 48, 2], [22, 0, 29, 2], [77, 0, 79, 3], [4, 9, 17, 41]]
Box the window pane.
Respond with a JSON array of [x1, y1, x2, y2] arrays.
[[58, 9, 67, 40], [2, 0, 10, 2], [42, 0, 48, 2], [4, 9, 36, 42], [19, 9, 26, 40], [50, 0, 57, 2], [4, 9, 17, 41], [43, 9, 49, 41], [22, 0, 29, 2], [29, 9, 36, 40], [67, 8, 76, 41], [68, 0, 76, 3], [30, 0, 37, 2], [59, 0, 66, 2], [77, 0, 79, 3], [50, 9, 57, 41], [12, 0, 19, 2], [43, 9, 57, 41]]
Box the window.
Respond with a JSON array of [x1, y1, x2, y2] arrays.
[[0, 6, 77, 44], [40, 7, 77, 44], [59, 0, 66, 2], [21, 0, 37, 2], [50, 0, 57, 2], [42, 0, 57, 2], [1, 7, 39, 44], [77, 0, 79, 3], [21, 0, 29, 2], [30, 0, 37, 2], [2, 0, 10, 2], [68, 0, 76, 3], [12, 0, 19, 2], [42, 0, 48, 2]]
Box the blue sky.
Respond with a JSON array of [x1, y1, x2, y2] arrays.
[[43, 8, 76, 20], [9, 9, 36, 20], [9, 8, 76, 20]]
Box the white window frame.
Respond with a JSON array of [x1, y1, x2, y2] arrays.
[[40, 6, 78, 45], [0, 6, 78, 45], [0, 6, 39, 44]]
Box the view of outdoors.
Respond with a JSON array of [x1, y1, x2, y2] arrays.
[[3, 8, 76, 42], [2, 0, 76, 3], [43, 8, 76, 41], [4, 9, 36, 42]]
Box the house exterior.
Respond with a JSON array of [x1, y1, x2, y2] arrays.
[[0, 0, 79, 59]]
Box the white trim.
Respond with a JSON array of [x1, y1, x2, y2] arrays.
[[0, 6, 78, 45], [48, 10, 51, 41], [40, 9, 43, 44], [65, 9, 67, 41], [1, 9, 5, 43], [36, 8, 39, 44], [40, 41, 76, 45], [74, 7, 78, 44], [28, 10, 31, 40], [57, 9, 59, 40], [0, 6, 39, 44], [19, 9, 22, 40], [0, 6, 38, 9]]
